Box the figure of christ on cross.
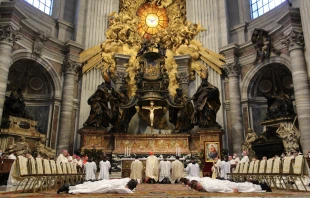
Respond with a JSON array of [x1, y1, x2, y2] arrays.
[[142, 101, 162, 133]]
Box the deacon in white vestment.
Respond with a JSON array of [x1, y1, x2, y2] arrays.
[[240, 151, 249, 163], [191, 177, 264, 193], [159, 156, 171, 183], [171, 156, 184, 183], [98, 157, 111, 180], [219, 157, 231, 179], [233, 153, 240, 163], [68, 178, 137, 194], [84, 159, 97, 181], [211, 157, 221, 179], [145, 152, 159, 182], [130, 156, 143, 182], [185, 159, 200, 177], [57, 150, 69, 164], [229, 156, 235, 165]]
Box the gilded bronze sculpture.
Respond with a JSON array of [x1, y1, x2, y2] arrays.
[[242, 128, 258, 158], [192, 77, 221, 128], [5, 135, 31, 155]]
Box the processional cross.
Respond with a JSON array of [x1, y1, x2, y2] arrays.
[[142, 101, 161, 133]]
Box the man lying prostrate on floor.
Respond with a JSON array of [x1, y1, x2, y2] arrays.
[[57, 178, 138, 194], [190, 177, 271, 193]]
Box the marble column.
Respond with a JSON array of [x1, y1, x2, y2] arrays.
[[224, 62, 243, 154], [0, 25, 20, 122], [57, 57, 81, 152], [282, 30, 310, 154], [299, 0, 310, 78]]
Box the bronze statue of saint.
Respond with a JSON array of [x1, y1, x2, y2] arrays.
[[192, 77, 221, 128], [83, 82, 113, 128], [264, 86, 295, 119], [3, 88, 27, 118], [169, 88, 194, 133]]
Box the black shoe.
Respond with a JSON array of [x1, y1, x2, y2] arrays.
[[260, 182, 272, 192], [57, 184, 70, 194]]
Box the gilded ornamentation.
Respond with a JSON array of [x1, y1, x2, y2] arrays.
[[276, 123, 300, 153], [35, 137, 56, 158], [241, 128, 258, 158], [0, 25, 21, 43], [79, 0, 225, 97], [5, 135, 31, 155]]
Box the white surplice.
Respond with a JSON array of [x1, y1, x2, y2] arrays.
[[219, 160, 231, 179], [56, 154, 68, 164], [69, 178, 134, 194], [98, 160, 111, 180], [84, 161, 97, 180], [240, 155, 249, 163], [171, 159, 184, 183], [185, 163, 200, 177], [196, 177, 264, 193], [145, 155, 159, 181], [159, 160, 171, 182], [130, 159, 143, 181]]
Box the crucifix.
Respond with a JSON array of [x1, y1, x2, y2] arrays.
[[142, 101, 161, 133]]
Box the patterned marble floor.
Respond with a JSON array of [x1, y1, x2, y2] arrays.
[[1, 183, 310, 197]]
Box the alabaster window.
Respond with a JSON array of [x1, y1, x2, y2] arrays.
[[250, 0, 286, 19], [24, 0, 53, 15]]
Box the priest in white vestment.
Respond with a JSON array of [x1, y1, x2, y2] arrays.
[[56, 150, 68, 164], [68, 178, 138, 194], [185, 159, 200, 177], [240, 151, 249, 163], [98, 157, 111, 180], [191, 177, 265, 193], [145, 152, 159, 182], [84, 159, 97, 181], [159, 156, 171, 183], [219, 156, 231, 179], [171, 156, 184, 183], [130, 156, 143, 182], [233, 153, 240, 163]]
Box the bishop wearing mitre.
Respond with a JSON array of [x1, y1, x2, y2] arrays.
[[145, 151, 159, 183], [130, 156, 143, 183]]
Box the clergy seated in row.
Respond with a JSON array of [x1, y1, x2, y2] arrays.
[[189, 177, 271, 193], [98, 157, 111, 180], [130, 156, 143, 183], [57, 178, 138, 194], [185, 158, 200, 177], [84, 158, 97, 181], [159, 155, 171, 184], [240, 151, 249, 163]]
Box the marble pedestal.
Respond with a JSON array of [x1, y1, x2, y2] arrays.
[[78, 127, 113, 153]]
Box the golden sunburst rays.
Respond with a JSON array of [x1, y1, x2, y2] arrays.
[[137, 3, 169, 39]]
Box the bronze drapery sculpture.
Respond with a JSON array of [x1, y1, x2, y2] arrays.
[[83, 82, 113, 128], [3, 88, 27, 118], [264, 86, 295, 119], [169, 88, 194, 133], [192, 77, 221, 128]]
